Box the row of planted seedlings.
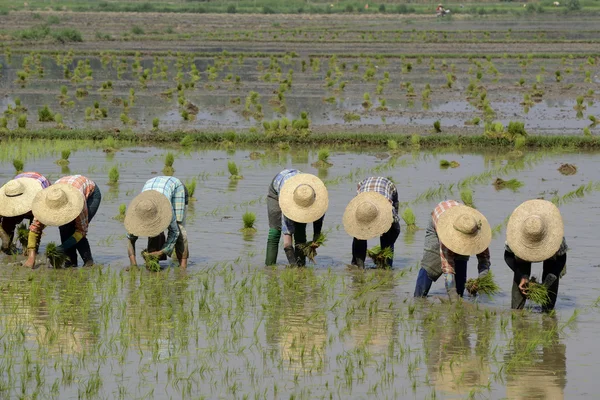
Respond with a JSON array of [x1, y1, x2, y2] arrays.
[[1, 49, 598, 132]]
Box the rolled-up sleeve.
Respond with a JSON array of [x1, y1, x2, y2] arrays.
[[162, 217, 180, 255]]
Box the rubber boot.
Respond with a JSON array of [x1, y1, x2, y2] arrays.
[[265, 228, 281, 266], [511, 279, 527, 310], [284, 246, 297, 267], [354, 258, 365, 269], [542, 273, 559, 312], [294, 244, 306, 267], [414, 267, 433, 297], [77, 237, 94, 267]]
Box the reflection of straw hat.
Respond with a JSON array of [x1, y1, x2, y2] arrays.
[[507, 199, 563, 262], [124, 190, 173, 237], [32, 184, 85, 226], [0, 178, 44, 217], [279, 174, 328, 223], [343, 192, 393, 240], [436, 205, 491, 255]]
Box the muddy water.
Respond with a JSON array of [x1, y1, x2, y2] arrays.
[[1, 54, 598, 135], [0, 144, 599, 398]]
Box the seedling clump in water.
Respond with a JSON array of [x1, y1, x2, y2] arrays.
[[466, 271, 500, 296], [312, 149, 333, 168], [185, 178, 197, 201], [526, 276, 550, 306], [46, 242, 67, 268], [493, 178, 524, 191], [163, 152, 175, 175], [402, 208, 418, 232], [301, 232, 327, 263], [114, 204, 126, 221], [240, 211, 257, 234], [367, 245, 393, 268], [56, 150, 71, 166], [141, 249, 161, 272], [439, 159, 460, 168], [228, 161, 243, 180], [13, 159, 24, 173], [460, 188, 475, 208]]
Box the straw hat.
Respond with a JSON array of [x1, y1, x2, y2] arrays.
[[436, 205, 491, 255], [343, 192, 393, 240], [31, 184, 85, 226], [507, 199, 563, 262], [124, 190, 173, 237], [0, 177, 44, 217], [279, 173, 328, 223]]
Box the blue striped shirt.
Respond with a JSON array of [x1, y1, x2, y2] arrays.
[[273, 169, 300, 235]]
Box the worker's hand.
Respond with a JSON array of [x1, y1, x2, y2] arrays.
[[519, 277, 529, 295]]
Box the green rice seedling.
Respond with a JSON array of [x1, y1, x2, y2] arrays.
[[343, 112, 361, 122], [514, 136, 527, 150], [17, 114, 27, 129], [301, 232, 327, 263], [16, 223, 29, 249], [433, 120, 442, 133], [114, 204, 126, 221], [54, 113, 64, 127], [584, 127, 592, 137], [460, 188, 475, 208], [13, 159, 24, 173], [240, 211, 257, 234], [411, 134, 420, 147], [493, 178, 524, 191], [120, 113, 130, 125], [46, 242, 67, 268], [180, 135, 195, 147], [163, 152, 175, 175], [312, 148, 333, 168], [108, 166, 119, 185], [56, 150, 71, 166], [526, 276, 550, 306], [141, 250, 161, 272], [367, 245, 393, 268], [185, 178, 197, 201], [439, 159, 459, 168], [466, 271, 500, 297], [152, 117, 160, 130], [402, 208, 418, 232], [589, 115, 598, 126], [0, 117, 7, 129], [228, 161, 242, 180]]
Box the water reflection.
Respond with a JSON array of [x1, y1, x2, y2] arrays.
[[504, 315, 567, 400]]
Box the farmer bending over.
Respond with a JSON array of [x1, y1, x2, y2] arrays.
[[126, 176, 189, 269], [343, 177, 400, 268], [0, 172, 51, 254], [414, 200, 492, 302], [24, 175, 101, 268], [505, 199, 567, 311], [265, 169, 328, 267]]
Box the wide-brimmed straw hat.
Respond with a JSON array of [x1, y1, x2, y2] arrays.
[[507, 199, 563, 262], [279, 173, 328, 223], [31, 184, 85, 226], [124, 190, 173, 237], [0, 177, 44, 217], [343, 192, 393, 240], [436, 205, 492, 256]]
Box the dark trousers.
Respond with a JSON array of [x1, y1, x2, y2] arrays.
[[60, 186, 102, 266], [1, 212, 32, 242], [414, 257, 469, 297], [504, 250, 566, 311], [351, 220, 401, 268]]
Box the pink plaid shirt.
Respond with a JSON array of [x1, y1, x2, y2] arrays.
[[30, 175, 95, 236], [432, 200, 490, 275]]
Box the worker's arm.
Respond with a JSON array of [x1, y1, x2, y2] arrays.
[[127, 234, 138, 267]]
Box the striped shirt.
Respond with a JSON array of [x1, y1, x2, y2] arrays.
[[273, 169, 300, 235], [141, 176, 186, 255], [432, 200, 491, 275], [357, 177, 399, 223], [30, 175, 96, 236], [15, 172, 51, 189]]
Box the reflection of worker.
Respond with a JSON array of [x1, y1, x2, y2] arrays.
[[343, 177, 400, 268], [126, 176, 189, 269], [505, 315, 566, 399], [25, 175, 101, 268], [422, 308, 492, 396], [505, 200, 567, 311], [414, 200, 492, 302], [0, 172, 51, 254], [265, 170, 328, 267]]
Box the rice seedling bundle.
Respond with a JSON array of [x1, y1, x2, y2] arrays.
[[13, 159, 24, 173], [312, 148, 333, 168], [466, 271, 500, 296], [16, 223, 29, 249], [185, 178, 197, 200], [402, 208, 418, 232], [240, 211, 257, 234], [367, 245, 393, 268], [46, 242, 67, 268], [141, 249, 161, 272], [301, 232, 327, 263], [460, 188, 475, 208], [228, 161, 242, 180], [526, 276, 550, 306], [493, 178, 524, 191]]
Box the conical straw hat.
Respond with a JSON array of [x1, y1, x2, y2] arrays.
[[0, 177, 44, 217], [31, 184, 85, 226], [124, 190, 173, 237], [343, 192, 393, 240], [436, 205, 491, 255], [279, 173, 328, 223], [507, 199, 563, 262]]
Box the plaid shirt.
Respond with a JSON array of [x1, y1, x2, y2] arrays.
[[432, 200, 491, 275], [30, 175, 96, 236], [357, 177, 399, 223], [273, 169, 300, 235], [15, 172, 51, 189], [141, 176, 186, 255]]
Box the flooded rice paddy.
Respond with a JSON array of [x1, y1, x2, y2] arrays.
[[0, 141, 599, 398]]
